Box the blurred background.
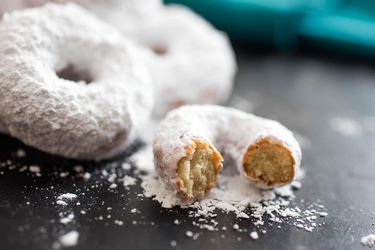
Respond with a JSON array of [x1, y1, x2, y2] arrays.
[[165, 0, 375, 61]]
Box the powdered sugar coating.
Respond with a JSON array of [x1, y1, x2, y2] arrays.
[[153, 105, 301, 191], [99, 2, 237, 114], [0, 3, 153, 160], [49, 0, 236, 114], [0, 0, 236, 114]]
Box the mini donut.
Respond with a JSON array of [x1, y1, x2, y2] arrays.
[[0, 0, 236, 114], [0, 3, 153, 160], [87, 1, 237, 114], [153, 105, 302, 202]]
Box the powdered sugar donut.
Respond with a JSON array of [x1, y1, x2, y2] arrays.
[[153, 105, 301, 202], [0, 0, 236, 114], [0, 3, 153, 160], [89, 1, 237, 114]]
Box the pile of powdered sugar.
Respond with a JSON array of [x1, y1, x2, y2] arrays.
[[361, 234, 375, 248], [129, 139, 328, 235]]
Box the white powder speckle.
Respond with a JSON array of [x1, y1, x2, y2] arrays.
[[122, 162, 131, 170], [83, 172, 91, 181], [57, 193, 77, 200], [16, 149, 26, 158], [130, 208, 137, 213], [59, 172, 69, 178], [29, 165, 40, 173], [114, 220, 124, 226], [73, 165, 84, 173], [60, 214, 74, 224], [123, 175, 137, 187], [58, 231, 79, 247], [250, 231, 259, 240], [361, 234, 375, 248], [170, 240, 177, 247], [237, 212, 249, 219], [330, 117, 362, 137], [56, 200, 68, 206], [174, 219, 180, 225], [318, 212, 328, 217], [186, 231, 193, 238]]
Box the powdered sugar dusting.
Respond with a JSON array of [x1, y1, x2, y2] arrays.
[[140, 164, 327, 233], [55, 231, 79, 248], [361, 234, 375, 248], [330, 117, 363, 137], [123, 175, 137, 187]]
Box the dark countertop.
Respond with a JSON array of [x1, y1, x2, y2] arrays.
[[1, 46, 374, 250]]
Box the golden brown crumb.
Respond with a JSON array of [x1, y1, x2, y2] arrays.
[[176, 137, 223, 202], [242, 138, 295, 188]]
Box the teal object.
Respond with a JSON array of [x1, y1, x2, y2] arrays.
[[164, 0, 375, 59]]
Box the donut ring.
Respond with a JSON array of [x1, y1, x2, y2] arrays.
[[39, 0, 236, 114], [153, 105, 302, 202], [0, 3, 153, 160], [89, 1, 236, 114], [0, 0, 236, 114]]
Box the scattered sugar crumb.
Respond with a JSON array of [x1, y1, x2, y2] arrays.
[[318, 212, 328, 217], [122, 162, 131, 170], [174, 219, 180, 225], [361, 234, 375, 248], [57, 193, 77, 201], [130, 208, 137, 213], [73, 165, 84, 173], [60, 214, 74, 224], [29, 165, 40, 173], [82, 172, 91, 181], [56, 200, 68, 206], [237, 212, 249, 219], [58, 231, 79, 247], [186, 231, 193, 238], [16, 149, 26, 158], [123, 175, 137, 187], [330, 116, 362, 137], [59, 172, 69, 178], [291, 181, 302, 190], [114, 220, 124, 226], [170, 240, 177, 247], [250, 231, 259, 240]]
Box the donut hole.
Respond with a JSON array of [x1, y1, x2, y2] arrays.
[[151, 45, 168, 56], [177, 138, 222, 201], [57, 64, 93, 84], [242, 138, 295, 188]]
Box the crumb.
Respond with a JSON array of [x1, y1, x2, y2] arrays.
[[170, 240, 177, 247]]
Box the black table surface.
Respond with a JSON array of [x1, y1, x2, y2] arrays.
[[1, 46, 375, 250]]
